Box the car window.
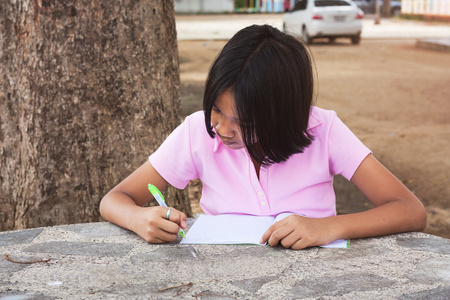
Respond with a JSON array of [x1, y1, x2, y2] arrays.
[[293, 0, 308, 11], [315, 0, 351, 7]]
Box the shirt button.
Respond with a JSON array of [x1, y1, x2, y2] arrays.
[[261, 201, 267, 206], [258, 191, 264, 197]]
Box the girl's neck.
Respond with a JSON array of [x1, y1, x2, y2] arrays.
[[251, 156, 261, 180]]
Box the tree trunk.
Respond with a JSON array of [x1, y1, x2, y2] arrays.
[[382, 0, 391, 17], [0, 0, 191, 231]]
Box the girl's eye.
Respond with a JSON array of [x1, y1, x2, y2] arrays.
[[212, 106, 221, 113]]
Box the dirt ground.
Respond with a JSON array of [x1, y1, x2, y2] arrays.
[[178, 38, 450, 239]]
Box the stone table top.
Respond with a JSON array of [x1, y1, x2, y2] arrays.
[[1, 220, 450, 299]]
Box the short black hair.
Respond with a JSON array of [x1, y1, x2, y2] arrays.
[[203, 24, 314, 166]]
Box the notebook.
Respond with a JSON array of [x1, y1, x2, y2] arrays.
[[180, 214, 349, 248]]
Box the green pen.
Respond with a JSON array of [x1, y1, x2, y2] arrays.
[[148, 184, 186, 238]]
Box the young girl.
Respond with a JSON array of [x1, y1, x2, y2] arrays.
[[100, 25, 426, 249]]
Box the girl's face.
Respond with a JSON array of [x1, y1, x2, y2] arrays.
[[211, 90, 245, 150]]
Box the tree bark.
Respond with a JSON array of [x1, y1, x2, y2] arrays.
[[0, 0, 191, 231], [382, 0, 391, 17]]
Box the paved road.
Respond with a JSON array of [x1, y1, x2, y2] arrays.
[[175, 14, 450, 40]]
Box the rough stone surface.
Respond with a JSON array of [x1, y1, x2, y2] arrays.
[[23, 241, 134, 257], [397, 236, 450, 255], [231, 275, 278, 293], [0, 291, 55, 299], [398, 286, 450, 300], [288, 272, 397, 298], [1, 222, 449, 299], [129, 245, 201, 263], [60, 222, 131, 238], [406, 258, 450, 284], [0, 228, 43, 247]]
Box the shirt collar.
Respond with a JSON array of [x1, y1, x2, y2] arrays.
[[213, 133, 220, 152], [308, 110, 322, 131]]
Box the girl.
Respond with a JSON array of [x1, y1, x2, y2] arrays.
[[100, 25, 426, 249]]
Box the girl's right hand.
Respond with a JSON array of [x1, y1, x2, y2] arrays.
[[100, 161, 188, 243], [131, 206, 187, 244]]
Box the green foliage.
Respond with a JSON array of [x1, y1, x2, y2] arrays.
[[235, 0, 245, 9]]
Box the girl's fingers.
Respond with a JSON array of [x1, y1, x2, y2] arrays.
[[148, 237, 169, 244], [279, 232, 313, 250], [138, 207, 181, 242], [165, 207, 186, 227], [155, 230, 178, 243], [159, 207, 187, 238], [260, 218, 287, 243], [260, 222, 278, 244], [290, 239, 310, 250], [147, 230, 178, 243], [261, 216, 314, 249], [260, 230, 271, 245], [278, 232, 300, 249], [263, 222, 295, 247]]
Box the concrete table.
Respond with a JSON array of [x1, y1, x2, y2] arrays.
[[1, 220, 449, 299]]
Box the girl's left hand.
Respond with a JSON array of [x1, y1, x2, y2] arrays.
[[260, 215, 336, 250]]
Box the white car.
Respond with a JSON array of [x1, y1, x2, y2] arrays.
[[283, 0, 364, 44]]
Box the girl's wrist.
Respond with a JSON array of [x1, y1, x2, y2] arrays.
[[327, 215, 348, 241], [125, 204, 151, 233]]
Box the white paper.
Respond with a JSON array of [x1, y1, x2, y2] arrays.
[[181, 214, 349, 248], [181, 214, 274, 245], [321, 239, 349, 248]]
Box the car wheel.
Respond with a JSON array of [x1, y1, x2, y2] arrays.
[[351, 35, 361, 45], [302, 27, 311, 44]]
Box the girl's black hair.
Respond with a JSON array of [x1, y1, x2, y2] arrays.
[[203, 24, 314, 166]]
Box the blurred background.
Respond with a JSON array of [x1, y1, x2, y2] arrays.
[[174, 0, 450, 239], [174, 0, 449, 18]]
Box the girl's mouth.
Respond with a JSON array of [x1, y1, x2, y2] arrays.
[[221, 140, 236, 146], [217, 133, 236, 145]]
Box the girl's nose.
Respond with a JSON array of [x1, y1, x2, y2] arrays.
[[215, 119, 235, 138]]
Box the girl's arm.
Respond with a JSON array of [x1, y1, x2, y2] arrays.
[[99, 161, 187, 243], [261, 154, 427, 249]]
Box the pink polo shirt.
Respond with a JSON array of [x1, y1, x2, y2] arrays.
[[149, 107, 371, 218]]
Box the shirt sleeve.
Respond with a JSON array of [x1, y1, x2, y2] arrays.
[[149, 114, 199, 189], [327, 113, 372, 180]]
